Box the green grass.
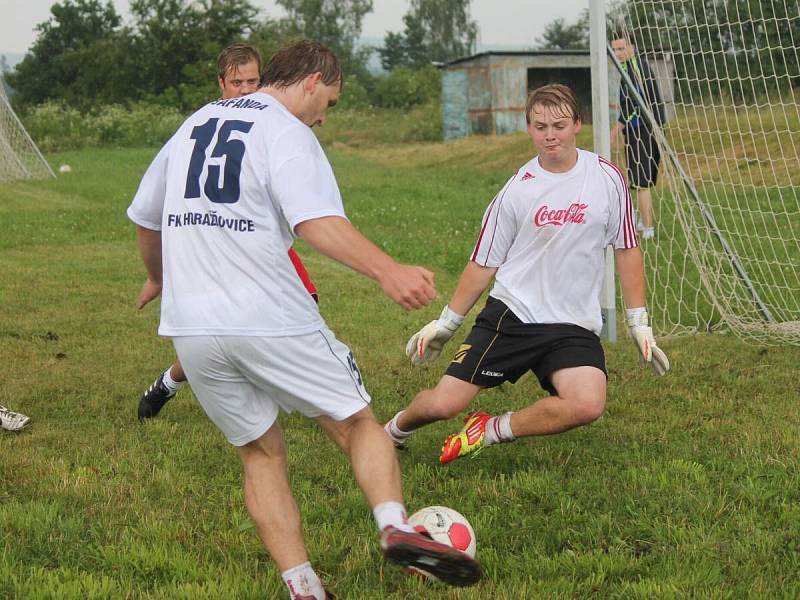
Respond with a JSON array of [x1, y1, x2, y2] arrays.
[[1, 144, 799, 599]]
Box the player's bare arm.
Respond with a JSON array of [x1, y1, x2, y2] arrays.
[[295, 215, 436, 310], [611, 121, 624, 146], [135, 225, 162, 309], [447, 261, 498, 316], [614, 246, 646, 308]]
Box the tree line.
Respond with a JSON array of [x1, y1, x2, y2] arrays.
[[5, 0, 481, 112], [8, 0, 790, 114], [5, 0, 594, 114]]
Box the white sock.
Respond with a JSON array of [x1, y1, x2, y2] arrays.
[[373, 501, 413, 533], [642, 227, 655, 240], [385, 411, 413, 444], [161, 367, 185, 394], [281, 562, 325, 600], [484, 412, 515, 447]]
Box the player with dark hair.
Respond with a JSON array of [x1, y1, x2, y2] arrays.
[[216, 42, 262, 99], [384, 84, 669, 464], [611, 33, 666, 241], [128, 39, 481, 599], [137, 42, 319, 421]]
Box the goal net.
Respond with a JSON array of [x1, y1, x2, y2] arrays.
[[606, 0, 800, 345], [0, 75, 54, 183]]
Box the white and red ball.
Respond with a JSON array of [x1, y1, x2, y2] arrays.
[[408, 505, 477, 558]]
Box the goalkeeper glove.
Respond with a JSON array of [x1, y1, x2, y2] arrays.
[[405, 305, 465, 365], [626, 308, 670, 376]]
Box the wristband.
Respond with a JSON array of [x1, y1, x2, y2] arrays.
[[626, 307, 648, 327], [439, 305, 465, 330]]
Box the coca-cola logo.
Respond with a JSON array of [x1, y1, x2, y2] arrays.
[[534, 203, 588, 226]]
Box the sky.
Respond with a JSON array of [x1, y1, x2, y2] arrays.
[[0, 0, 588, 56]]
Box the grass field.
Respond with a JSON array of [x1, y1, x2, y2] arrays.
[[1, 140, 799, 599]]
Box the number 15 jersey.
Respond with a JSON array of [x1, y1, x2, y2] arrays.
[[127, 92, 345, 337]]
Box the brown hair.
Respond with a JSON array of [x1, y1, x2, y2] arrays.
[[217, 43, 262, 80], [609, 29, 634, 44], [526, 84, 583, 124], [262, 40, 342, 89]]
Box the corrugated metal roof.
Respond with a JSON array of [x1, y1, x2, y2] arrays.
[[442, 49, 590, 67]]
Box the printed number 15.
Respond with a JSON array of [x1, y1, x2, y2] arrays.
[[184, 118, 253, 204]]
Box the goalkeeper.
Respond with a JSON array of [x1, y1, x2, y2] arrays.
[[384, 84, 669, 464]]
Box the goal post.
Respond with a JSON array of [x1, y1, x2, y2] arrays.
[[590, 0, 617, 343], [0, 75, 55, 183], [593, 0, 800, 345]]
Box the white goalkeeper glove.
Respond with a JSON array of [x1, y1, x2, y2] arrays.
[[626, 308, 670, 376], [405, 305, 465, 365]]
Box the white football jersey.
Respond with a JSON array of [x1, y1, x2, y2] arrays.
[[471, 149, 637, 334], [127, 92, 345, 337]]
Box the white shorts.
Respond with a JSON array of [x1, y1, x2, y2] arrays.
[[172, 328, 371, 446]]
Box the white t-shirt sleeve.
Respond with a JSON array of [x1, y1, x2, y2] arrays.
[[270, 128, 346, 231], [600, 158, 638, 249], [127, 142, 170, 231], [470, 175, 518, 267]]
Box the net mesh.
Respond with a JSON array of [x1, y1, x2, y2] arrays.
[[0, 76, 53, 183], [608, 0, 800, 345]]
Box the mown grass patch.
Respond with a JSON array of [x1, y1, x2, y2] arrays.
[[1, 144, 798, 599]]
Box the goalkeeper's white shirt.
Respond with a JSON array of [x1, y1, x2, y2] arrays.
[[127, 92, 344, 337], [471, 149, 637, 335]]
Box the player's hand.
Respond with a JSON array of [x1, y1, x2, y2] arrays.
[[405, 305, 465, 365], [626, 308, 670, 375], [380, 264, 436, 310], [137, 278, 162, 309]]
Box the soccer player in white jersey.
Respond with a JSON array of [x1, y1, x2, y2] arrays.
[[384, 84, 670, 464], [127, 40, 481, 598], [136, 43, 319, 421]]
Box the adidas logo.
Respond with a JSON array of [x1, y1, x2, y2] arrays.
[[521, 171, 535, 181], [467, 423, 484, 440]]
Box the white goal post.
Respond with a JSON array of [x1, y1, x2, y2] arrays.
[[592, 0, 800, 345], [0, 75, 54, 183]]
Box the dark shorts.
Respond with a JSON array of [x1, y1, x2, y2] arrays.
[[624, 125, 661, 188], [445, 298, 607, 395]]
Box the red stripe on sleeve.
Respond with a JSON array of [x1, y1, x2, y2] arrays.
[[599, 157, 638, 249]]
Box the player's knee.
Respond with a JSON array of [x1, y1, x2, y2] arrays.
[[328, 413, 372, 452], [426, 401, 462, 421], [422, 389, 469, 421], [240, 433, 286, 465], [572, 395, 606, 425]]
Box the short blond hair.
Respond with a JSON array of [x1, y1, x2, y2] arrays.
[[526, 84, 583, 124]]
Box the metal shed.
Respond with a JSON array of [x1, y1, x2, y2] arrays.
[[440, 50, 674, 141]]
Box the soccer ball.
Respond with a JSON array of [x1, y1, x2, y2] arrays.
[[58, 164, 72, 173], [408, 505, 477, 558]]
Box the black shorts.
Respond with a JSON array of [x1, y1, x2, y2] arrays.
[[624, 125, 661, 188], [445, 298, 606, 395]]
